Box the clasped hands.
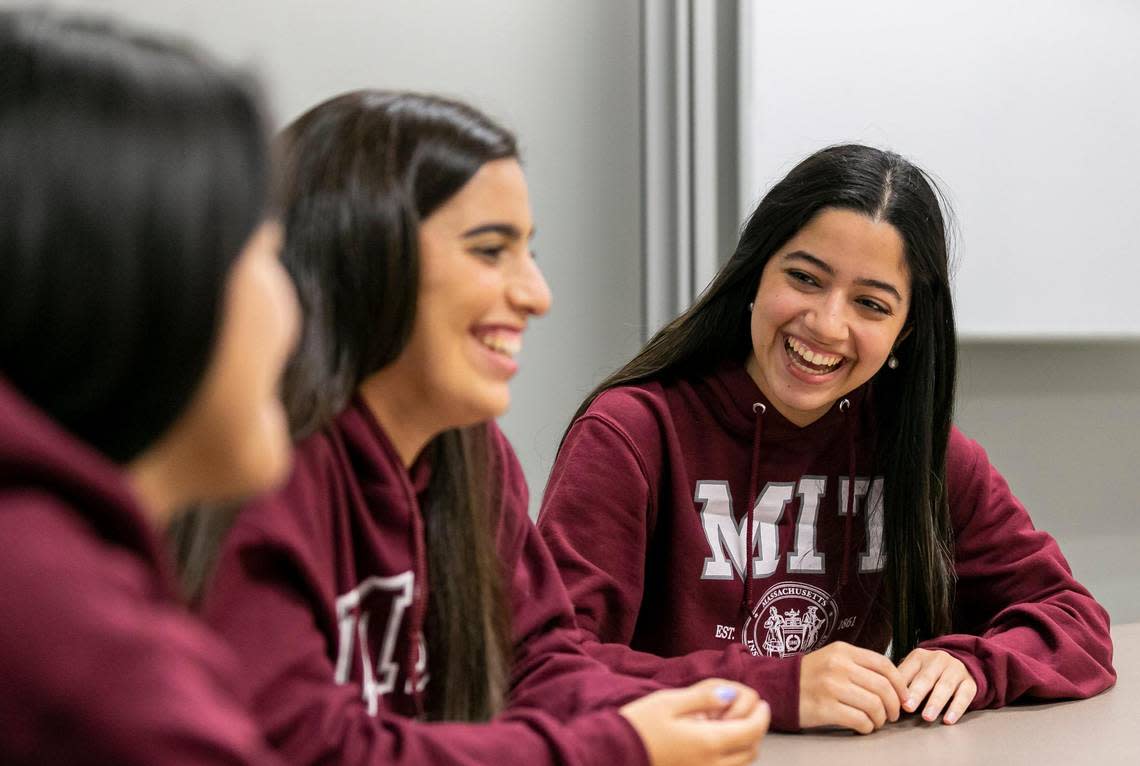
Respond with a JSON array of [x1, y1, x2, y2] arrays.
[[799, 642, 978, 734]]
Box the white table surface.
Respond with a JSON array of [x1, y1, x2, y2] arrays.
[[752, 622, 1138, 765]]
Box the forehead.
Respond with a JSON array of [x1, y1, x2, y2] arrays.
[[421, 157, 531, 232], [780, 207, 909, 290]]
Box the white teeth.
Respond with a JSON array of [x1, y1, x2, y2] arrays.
[[479, 333, 521, 358], [786, 337, 842, 370]]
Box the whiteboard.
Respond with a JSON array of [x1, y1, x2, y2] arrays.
[[739, 0, 1140, 339]]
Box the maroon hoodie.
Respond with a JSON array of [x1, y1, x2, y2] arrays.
[[538, 361, 1116, 732], [201, 395, 659, 766], [0, 378, 281, 765]]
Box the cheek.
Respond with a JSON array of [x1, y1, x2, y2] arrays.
[[751, 293, 799, 344], [271, 270, 301, 363], [854, 324, 903, 367], [466, 269, 502, 312], [436, 275, 501, 350], [218, 298, 291, 467]]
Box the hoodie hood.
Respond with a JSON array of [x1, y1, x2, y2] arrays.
[[693, 359, 871, 443], [339, 395, 431, 717]]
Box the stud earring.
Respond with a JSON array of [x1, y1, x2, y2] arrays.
[[887, 354, 899, 370], [748, 302, 754, 312]]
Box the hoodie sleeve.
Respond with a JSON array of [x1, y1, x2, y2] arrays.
[[203, 503, 650, 766], [917, 427, 1116, 709], [488, 425, 663, 719], [0, 497, 283, 766], [538, 413, 803, 731]]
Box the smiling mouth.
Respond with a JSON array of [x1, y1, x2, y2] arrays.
[[477, 331, 521, 359], [784, 335, 845, 375]]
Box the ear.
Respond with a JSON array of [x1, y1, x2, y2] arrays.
[[893, 324, 914, 350]]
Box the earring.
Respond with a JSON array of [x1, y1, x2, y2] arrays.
[[887, 354, 899, 370], [748, 302, 755, 312]]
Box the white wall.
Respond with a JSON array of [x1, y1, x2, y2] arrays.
[[24, 0, 646, 516], [739, 0, 1140, 339], [956, 342, 1140, 624]]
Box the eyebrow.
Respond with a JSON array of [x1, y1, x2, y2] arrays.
[[783, 250, 903, 302], [461, 223, 536, 240]]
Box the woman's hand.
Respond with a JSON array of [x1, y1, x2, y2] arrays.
[[619, 679, 770, 766], [897, 648, 977, 724], [799, 641, 909, 734]]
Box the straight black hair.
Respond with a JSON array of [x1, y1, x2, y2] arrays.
[[174, 91, 517, 722], [0, 10, 271, 463], [569, 144, 957, 659], [281, 90, 517, 721]]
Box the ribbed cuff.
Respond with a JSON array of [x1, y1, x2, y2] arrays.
[[564, 709, 650, 766], [737, 649, 802, 731]]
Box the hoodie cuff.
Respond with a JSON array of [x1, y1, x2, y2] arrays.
[[736, 647, 802, 731], [564, 710, 650, 766]]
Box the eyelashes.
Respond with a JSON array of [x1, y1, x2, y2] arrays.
[[784, 269, 893, 316]]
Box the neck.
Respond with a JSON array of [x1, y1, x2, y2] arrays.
[[358, 371, 446, 468]]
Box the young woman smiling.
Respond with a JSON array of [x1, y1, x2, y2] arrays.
[[180, 91, 770, 766], [538, 144, 1116, 735]]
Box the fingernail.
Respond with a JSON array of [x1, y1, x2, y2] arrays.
[[905, 697, 917, 711], [923, 711, 935, 721], [945, 712, 958, 724], [715, 685, 738, 703]]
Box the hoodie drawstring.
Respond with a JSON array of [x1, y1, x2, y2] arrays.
[[406, 487, 428, 718], [742, 395, 859, 613], [838, 397, 856, 589], [742, 402, 766, 616]]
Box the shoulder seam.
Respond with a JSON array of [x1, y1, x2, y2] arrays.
[[573, 411, 659, 521]]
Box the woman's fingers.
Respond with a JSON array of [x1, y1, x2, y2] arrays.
[[710, 700, 771, 750], [901, 650, 947, 712], [619, 681, 768, 766], [849, 663, 902, 722], [835, 681, 888, 730], [920, 672, 959, 721], [896, 649, 925, 687], [832, 701, 877, 735], [942, 679, 977, 724], [718, 683, 761, 720], [854, 648, 910, 707], [800, 642, 906, 733], [715, 743, 763, 766], [897, 648, 978, 723]]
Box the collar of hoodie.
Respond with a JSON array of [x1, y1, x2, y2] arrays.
[[699, 360, 866, 443], [346, 395, 431, 718]]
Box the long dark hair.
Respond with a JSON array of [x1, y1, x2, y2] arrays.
[[176, 91, 516, 721], [570, 144, 957, 659], [0, 10, 270, 463], [280, 91, 515, 721]]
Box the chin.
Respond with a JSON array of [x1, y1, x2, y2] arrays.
[[463, 390, 511, 424]]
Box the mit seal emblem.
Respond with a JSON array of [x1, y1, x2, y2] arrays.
[[742, 581, 838, 657]]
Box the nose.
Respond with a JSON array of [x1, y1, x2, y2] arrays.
[[804, 291, 849, 343], [507, 256, 552, 317]]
